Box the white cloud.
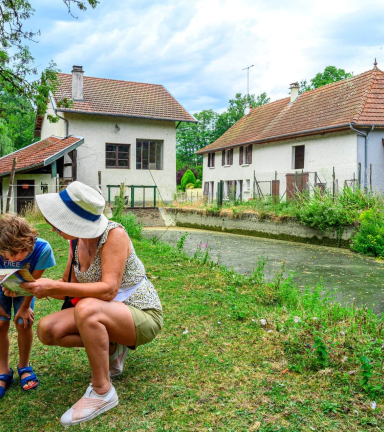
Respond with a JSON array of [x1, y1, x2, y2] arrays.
[[30, 0, 384, 112]]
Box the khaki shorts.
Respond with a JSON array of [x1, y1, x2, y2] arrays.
[[126, 306, 163, 350]]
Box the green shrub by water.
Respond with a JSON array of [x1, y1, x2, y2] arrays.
[[351, 208, 384, 258], [113, 212, 143, 240], [181, 169, 196, 191]]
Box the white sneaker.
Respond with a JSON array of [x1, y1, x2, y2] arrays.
[[60, 383, 118, 427], [109, 344, 129, 378]]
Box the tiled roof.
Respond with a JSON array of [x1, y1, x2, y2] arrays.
[[53, 73, 196, 123], [197, 68, 384, 154], [0, 136, 83, 177]]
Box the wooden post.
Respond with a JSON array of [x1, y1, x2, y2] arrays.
[[6, 158, 17, 213], [69, 150, 77, 181], [370, 164, 372, 193], [358, 163, 361, 188], [332, 166, 335, 200]]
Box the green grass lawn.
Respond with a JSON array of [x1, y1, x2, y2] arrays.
[[1, 216, 384, 431]]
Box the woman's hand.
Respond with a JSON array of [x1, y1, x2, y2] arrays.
[[20, 278, 55, 299], [14, 306, 34, 329]]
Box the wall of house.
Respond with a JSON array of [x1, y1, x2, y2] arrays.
[[357, 129, 384, 192], [202, 131, 359, 200], [1, 174, 56, 214], [41, 112, 177, 204], [40, 102, 67, 138]]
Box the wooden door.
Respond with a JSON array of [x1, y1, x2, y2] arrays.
[[17, 180, 35, 214]]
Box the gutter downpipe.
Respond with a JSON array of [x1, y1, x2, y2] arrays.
[[349, 123, 374, 189]]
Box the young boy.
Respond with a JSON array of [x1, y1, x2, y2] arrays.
[[0, 214, 55, 399]]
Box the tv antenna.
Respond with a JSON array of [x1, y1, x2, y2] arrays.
[[242, 64, 254, 115]]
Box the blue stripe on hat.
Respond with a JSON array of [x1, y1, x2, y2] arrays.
[[59, 189, 101, 222]]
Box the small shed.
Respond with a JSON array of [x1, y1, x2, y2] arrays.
[[0, 135, 84, 214]]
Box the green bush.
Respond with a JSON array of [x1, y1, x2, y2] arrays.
[[113, 212, 143, 240], [295, 190, 357, 237], [181, 169, 196, 191], [194, 179, 202, 188], [185, 183, 195, 189], [351, 209, 384, 258]]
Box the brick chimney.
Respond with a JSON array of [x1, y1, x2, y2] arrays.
[[290, 82, 299, 103], [72, 65, 84, 101]]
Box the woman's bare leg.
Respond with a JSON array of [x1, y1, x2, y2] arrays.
[[74, 298, 136, 394], [37, 308, 84, 348]]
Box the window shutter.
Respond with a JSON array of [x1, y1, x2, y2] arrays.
[[203, 182, 209, 196], [212, 152, 215, 168], [230, 148, 233, 165], [222, 150, 225, 166], [239, 146, 243, 165], [247, 145, 252, 164]]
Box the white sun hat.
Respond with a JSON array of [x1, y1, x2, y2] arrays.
[[35, 181, 109, 239]]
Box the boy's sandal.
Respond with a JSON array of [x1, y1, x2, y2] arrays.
[[17, 365, 39, 391], [0, 368, 14, 400]]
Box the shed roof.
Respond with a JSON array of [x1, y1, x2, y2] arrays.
[[197, 67, 384, 154], [0, 136, 84, 178]]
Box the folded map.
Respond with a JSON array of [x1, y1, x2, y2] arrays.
[[0, 268, 35, 296]]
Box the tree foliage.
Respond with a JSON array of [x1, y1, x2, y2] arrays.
[[181, 169, 196, 191], [300, 66, 353, 93], [0, 0, 98, 116], [176, 92, 270, 168]]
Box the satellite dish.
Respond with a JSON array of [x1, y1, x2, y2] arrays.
[[244, 105, 250, 116]]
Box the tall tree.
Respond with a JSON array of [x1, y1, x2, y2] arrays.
[[0, 91, 36, 151], [176, 92, 270, 168], [176, 109, 219, 168], [0, 0, 99, 116], [300, 66, 353, 93]]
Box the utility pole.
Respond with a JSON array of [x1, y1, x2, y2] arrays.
[[242, 64, 254, 100]]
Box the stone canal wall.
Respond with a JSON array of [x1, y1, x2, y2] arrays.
[[163, 207, 354, 248]]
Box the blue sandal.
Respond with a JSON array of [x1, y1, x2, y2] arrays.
[[17, 365, 39, 391], [0, 368, 14, 399]]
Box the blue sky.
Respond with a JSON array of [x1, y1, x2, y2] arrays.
[[28, 0, 384, 113]]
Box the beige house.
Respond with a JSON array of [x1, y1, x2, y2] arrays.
[[34, 66, 196, 206]]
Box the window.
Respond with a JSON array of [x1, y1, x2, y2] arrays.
[[222, 148, 233, 166], [208, 152, 215, 168], [240, 145, 252, 165], [293, 145, 305, 169], [136, 140, 163, 170], [106, 144, 130, 168]]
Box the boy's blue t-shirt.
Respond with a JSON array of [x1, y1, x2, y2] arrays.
[[0, 238, 56, 272]]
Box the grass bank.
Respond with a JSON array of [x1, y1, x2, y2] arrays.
[[1, 212, 384, 431]]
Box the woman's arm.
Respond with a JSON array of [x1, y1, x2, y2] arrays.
[[21, 228, 131, 301]]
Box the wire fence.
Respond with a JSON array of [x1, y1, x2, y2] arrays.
[[173, 189, 204, 204], [202, 163, 384, 206]]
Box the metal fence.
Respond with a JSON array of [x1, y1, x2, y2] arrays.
[[206, 163, 384, 207]]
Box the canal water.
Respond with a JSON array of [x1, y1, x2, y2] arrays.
[[143, 227, 384, 315]]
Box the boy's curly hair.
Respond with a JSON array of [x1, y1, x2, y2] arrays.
[[0, 214, 38, 257]]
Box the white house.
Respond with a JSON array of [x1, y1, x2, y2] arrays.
[[197, 64, 384, 202], [0, 65, 195, 212]]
